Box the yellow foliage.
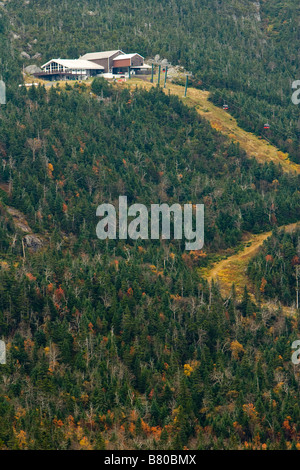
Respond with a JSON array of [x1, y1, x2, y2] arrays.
[[273, 381, 284, 393], [15, 407, 26, 420], [230, 340, 245, 359], [14, 429, 27, 449], [48, 162, 54, 178], [184, 364, 193, 376], [170, 293, 182, 301], [79, 436, 93, 450]]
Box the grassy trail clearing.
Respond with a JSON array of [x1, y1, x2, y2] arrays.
[[126, 78, 300, 175]]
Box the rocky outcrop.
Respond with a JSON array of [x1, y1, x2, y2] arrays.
[[20, 51, 31, 59], [24, 64, 42, 74], [24, 234, 43, 252]]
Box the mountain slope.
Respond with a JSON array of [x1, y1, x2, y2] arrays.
[[0, 0, 300, 451], [126, 78, 300, 174], [1, 0, 299, 161], [204, 222, 299, 297]]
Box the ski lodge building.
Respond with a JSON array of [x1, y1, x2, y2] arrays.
[[37, 50, 150, 80], [38, 58, 104, 80]]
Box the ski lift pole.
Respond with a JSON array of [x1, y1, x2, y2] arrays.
[[164, 66, 168, 88], [150, 64, 154, 83], [157, 65, 161, 86], [184, 74, 188, 97]]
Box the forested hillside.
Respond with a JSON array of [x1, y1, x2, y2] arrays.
[[248, 227, 300, 306], [0, 0, 300, 451], [0, 80, 299, 450], [1, 84, 299, 254], [1, 0, 299, 161]]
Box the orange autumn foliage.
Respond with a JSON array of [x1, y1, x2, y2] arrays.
[[127, 287, 133, 296], [53, 418, 64, 428], [242, 403, 258, 420], [260, 277, 267, 293], [140, 419, 162, 440], [54, 285, 65, 301]]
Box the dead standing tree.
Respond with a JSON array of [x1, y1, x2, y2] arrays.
[[27, 137, 42, 162]]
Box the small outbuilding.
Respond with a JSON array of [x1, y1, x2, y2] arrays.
[[112, 53, 145, 74]]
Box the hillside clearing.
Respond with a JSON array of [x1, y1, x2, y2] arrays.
[[125, 78, 300, 175], [203, 222, 299, 298]]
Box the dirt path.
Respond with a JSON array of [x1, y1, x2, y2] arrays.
[[122, 78, 300, 297], [204, 222, 299, 297], [125, 78, 300, 175]]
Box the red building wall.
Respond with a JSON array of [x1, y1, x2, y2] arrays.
[[113, 58, 131, 68]]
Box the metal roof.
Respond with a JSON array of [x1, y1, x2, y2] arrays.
[[114, 53, 144, 61], [41, 59, 104, 70], [131, 64, 152, 69], [80, 50, 124, 60]]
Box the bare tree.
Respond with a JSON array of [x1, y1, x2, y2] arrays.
[[27, 137, 42, 162]]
